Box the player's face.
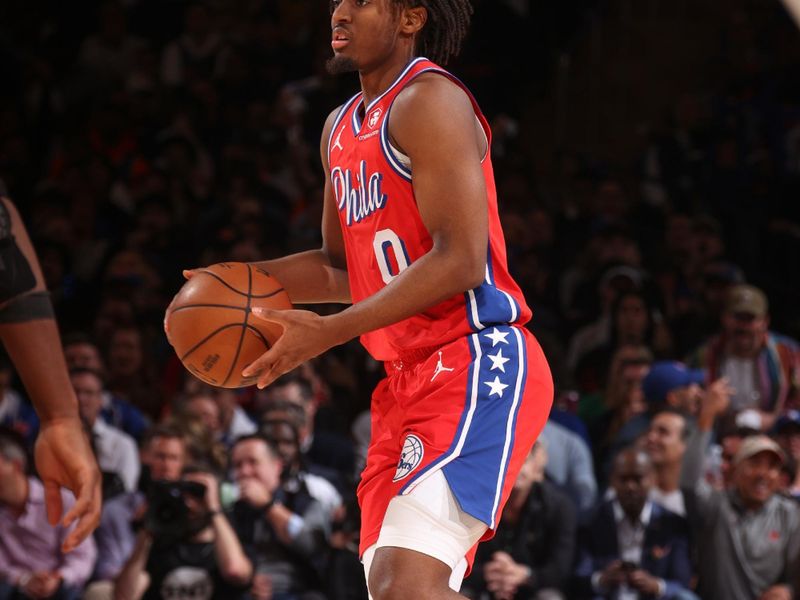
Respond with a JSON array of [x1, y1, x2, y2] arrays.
[[328, 0, 406, 74]]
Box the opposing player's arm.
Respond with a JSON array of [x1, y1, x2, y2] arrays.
[[249, 108, 351, 305], [0, 196, 101, 551], [0, 197, 76, 420]]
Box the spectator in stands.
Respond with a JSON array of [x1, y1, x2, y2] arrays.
[[539, 420, 598, 517], [212, 388, 257, 446], [63, 333, 149, 442], [464, 440, 576, 600], [229, 434, 329, 600], [687, 284, 800, 430], [90, 425, 189, 591], [71, 367, 139, 494], [261, 418, 342, 520], [575, 290, 672, 394], [114, 465, 252, 600], [573, 448, 695, 600], [604, 361, 721, 480], [642, 408, 693, 516], [581, 345, 652, 478], [0, 431, 97, 599], [774, 410, 800, 499], [105, 324, 161, 419], [681, 387, 800, 600], [567, 265, 645, 373], [0, 352, 38, 447], [182, 390, 223, 440], [258, 369, 355, 481]]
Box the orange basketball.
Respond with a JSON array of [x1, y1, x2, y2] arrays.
[[165, 262, 292, 388]]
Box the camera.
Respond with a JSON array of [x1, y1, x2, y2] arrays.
[[145, 480, 208, 543]]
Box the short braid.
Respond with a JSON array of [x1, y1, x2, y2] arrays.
[[394, 0, 473, 65]]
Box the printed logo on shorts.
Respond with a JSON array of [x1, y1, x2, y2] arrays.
[[393, 434, 424, 482]]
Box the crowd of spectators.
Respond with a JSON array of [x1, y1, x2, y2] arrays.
[[1, 0, 800, 598]]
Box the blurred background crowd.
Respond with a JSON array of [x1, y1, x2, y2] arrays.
[[1, 0, 800, 598]]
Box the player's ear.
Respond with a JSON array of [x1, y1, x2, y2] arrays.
[[399, 5, 426, 36]]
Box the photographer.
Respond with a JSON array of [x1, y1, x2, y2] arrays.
[[573, 449, 695, 599], [113, 466, 252, 600]]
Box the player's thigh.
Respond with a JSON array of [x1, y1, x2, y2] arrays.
[[362, 470, 486, 596]]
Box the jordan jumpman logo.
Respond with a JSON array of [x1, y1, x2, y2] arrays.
[[332, 126, 345, 152], [431, 351, 455, 382]]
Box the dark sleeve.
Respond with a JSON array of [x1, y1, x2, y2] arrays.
[[664, 514, 693, 591], [527, 486, 578, 592], [571, 519, 600, 599]]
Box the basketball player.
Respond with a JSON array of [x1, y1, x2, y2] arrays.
[[185, 1, 553, 597], [0, 195, 101, 552]]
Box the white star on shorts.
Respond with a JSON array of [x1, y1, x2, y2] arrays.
[[484, 376, 509, 398], [484, 328, 510, 347], [487, 349, 511, 373]]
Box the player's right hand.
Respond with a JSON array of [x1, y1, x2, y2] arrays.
[[182, 269, 198, 280], [34, 417, 102, 553]]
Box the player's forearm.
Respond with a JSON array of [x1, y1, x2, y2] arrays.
[[0, 318, 79, 421], [326, 244, 483, 343], [251, 249, 350, 305]]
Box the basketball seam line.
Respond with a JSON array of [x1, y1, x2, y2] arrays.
[[221, 264, 254, 386], [169, 303, 247, 313], [179, 323, 244, 362], [196, 269, 285, 298]]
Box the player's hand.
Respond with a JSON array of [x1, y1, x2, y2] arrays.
[[34, 417, 101, 553], [243, 307, 347, 389]]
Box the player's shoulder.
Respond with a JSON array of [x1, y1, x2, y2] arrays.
[[395, 70, 471, 113], [392, 71, 474, 135]]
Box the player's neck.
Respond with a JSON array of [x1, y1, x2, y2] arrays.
[[359, 53, 418, 107]]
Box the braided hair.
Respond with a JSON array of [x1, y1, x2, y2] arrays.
[[393, 0, 473, 65]]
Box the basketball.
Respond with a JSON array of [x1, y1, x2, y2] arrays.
[[164, 262, 292, 388]]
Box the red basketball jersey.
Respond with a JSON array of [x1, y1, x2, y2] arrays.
[[328, 58, 530, 362]]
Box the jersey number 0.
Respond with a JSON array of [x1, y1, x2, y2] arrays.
[[373, 229, 410, 284]]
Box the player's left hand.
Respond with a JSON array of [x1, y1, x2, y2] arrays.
[[34, 417, 102, 553], [243, 307, 347, 389]]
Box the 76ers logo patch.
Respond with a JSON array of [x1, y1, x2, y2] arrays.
[[368, 107, 382, 129], [393, 434, 424, 482]]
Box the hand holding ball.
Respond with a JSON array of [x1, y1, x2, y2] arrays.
[[164, 263, 291, 388]]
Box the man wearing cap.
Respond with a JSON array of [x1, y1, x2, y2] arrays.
[[606, 361, 730, 474], [680, 388, 800, 600], [687, 284, 800, 430]]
